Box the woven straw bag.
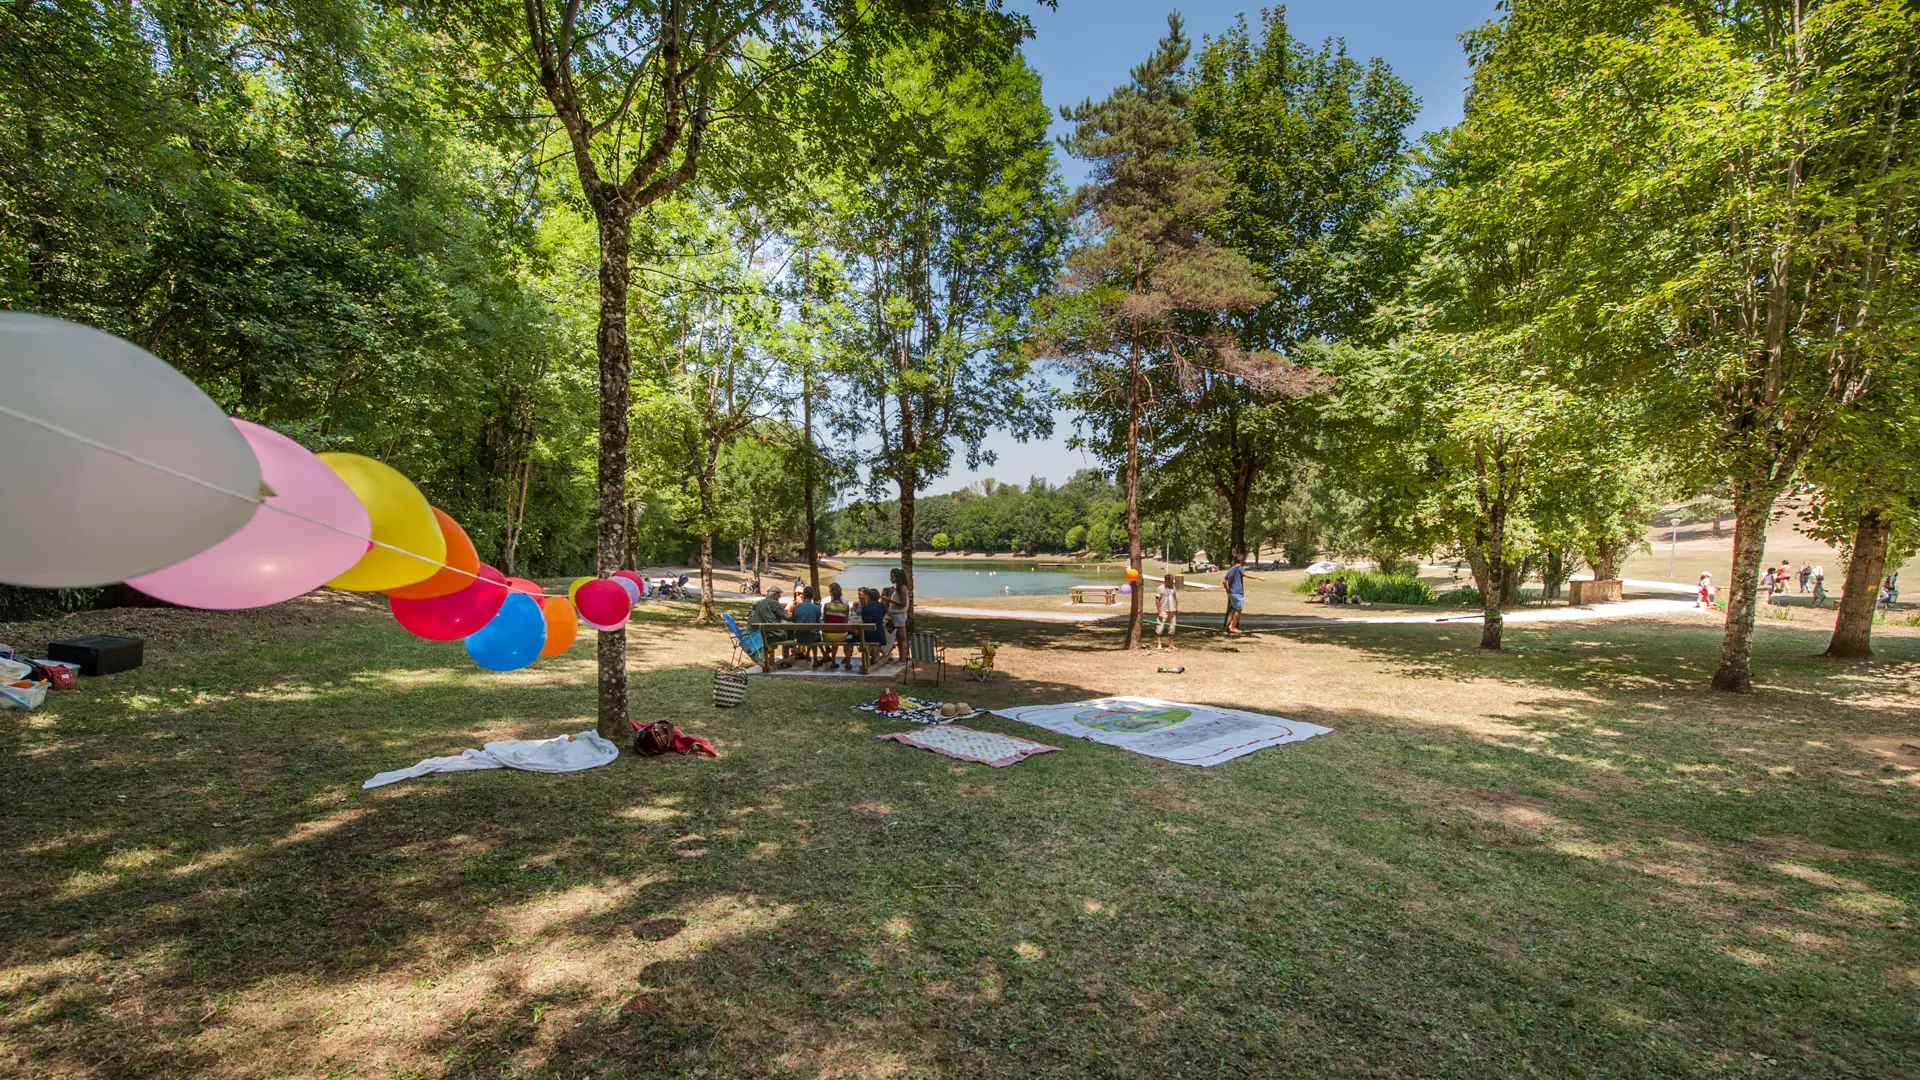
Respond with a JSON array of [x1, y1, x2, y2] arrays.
[[711, 669, 749, 708]]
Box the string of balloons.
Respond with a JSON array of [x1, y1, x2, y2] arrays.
[[0, 313, 647, 672]]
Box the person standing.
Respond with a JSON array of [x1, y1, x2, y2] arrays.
[[888, 566, 912, 662], [1223, 555, 1263, 636], [1696, 571, 1713, 608], [1798, 561, 1813, 593], [1154, 573, 1179, 649]]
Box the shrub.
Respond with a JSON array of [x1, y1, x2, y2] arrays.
[[1294, 571, 1435, 605], [1440, 585, 1544, 608], [930, 532, 951, 552]]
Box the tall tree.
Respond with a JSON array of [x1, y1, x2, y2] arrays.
[[1465, 0, 1920, 690], [1048, 15, 1286, 648], [1164, 9, 1416, 561], [828, 38, 1062, 624]]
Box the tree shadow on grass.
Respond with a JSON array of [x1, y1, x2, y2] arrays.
[[2, 599, 1917, 1077]]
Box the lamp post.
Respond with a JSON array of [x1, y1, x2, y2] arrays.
[[1670, 518, 1681, 579]]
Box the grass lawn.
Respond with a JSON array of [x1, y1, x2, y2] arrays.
[[2, 594, 1917, 1078]]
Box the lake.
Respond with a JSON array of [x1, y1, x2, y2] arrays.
[[825, 557, 1124, 600]]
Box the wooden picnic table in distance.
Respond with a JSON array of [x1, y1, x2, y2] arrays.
[[1068, 584, 1119, 605], [749, 621, 888, 670]]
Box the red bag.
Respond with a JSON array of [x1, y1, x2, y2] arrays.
[[30, 663, 75, 691], [876, 689, 901, 712]]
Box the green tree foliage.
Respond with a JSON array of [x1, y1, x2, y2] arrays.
[[1047, 15, 1278, 648], [1458, 0, 1920, 688], [1149, 11, 1415, 561], [824, 37, 1063, 622]]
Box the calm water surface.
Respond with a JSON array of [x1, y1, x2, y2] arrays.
[[825, 557, 1124, 599]]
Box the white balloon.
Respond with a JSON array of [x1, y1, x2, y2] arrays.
[[0, 314, 261, 587]]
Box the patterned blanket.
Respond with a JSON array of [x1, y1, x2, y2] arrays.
[[852, 697, 986, 726], [875, 725, 1059, 768]]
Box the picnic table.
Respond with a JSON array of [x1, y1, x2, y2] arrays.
[[749, 621, 889, 670], [1068, 584, 1119, 605]]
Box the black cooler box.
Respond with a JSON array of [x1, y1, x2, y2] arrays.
[[47, 635, 144, 676]]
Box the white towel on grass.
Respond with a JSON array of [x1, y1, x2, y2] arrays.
[[363, 730, 620, 789]]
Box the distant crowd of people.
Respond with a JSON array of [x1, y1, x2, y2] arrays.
[[1308, 575, 1360, 606]]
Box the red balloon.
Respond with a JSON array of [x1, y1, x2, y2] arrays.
[[574, 577, 632, 628], [506, 576, 544, 596], [391, 564, 509, 641], [611, 569, 645, 586]]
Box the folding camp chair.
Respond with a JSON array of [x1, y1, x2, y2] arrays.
[[720, 613, 767, 669], [906, 630, 947, 686], [964, 642, 998, 682]]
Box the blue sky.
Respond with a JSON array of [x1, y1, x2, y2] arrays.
[[936, 0, 1502, 494]]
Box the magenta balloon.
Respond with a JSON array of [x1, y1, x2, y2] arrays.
[[127, 420, 372, 609], [574, 578, 632, 627], [391, 564, 509, 641]]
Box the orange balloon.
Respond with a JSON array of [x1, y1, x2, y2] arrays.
[[506, 577, 543, 596], [538, 595, 578, 657], [384, 509, 480, 599], [1126, 567, 1140, 582]]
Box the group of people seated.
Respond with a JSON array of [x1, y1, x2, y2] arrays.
[[1309, 576, 1359, 605], [747, 568, 912, 670]]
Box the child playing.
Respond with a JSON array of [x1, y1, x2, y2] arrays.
[[1154, 574, 1179, 649]]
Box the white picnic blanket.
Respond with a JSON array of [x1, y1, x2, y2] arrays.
[[992, 696, 1331, 767], [363, 730, 620, 789]]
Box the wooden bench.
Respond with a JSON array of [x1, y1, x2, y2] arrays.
[[1068, 585, 1119, 605], [749, 621, 887, 670]]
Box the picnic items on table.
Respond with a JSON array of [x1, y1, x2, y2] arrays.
[[362, 730, 621, 789], [875, 725, 1060, 768], [630, 719, 717, 757], [712, 668, 749, 708]]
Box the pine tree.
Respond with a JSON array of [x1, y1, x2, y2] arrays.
[[1046, 15, 1279, 649]]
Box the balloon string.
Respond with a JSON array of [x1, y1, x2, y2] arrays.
[[0, 403, 582, 600], [0, 402, 266, 506]]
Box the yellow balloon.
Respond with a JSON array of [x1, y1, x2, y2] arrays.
[[567, 576, 594, 602], [318, 453, 446, 591]]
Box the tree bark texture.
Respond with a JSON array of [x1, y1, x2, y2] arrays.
[[1711, 492, 1774, 693], [593, 212, 633, 740], [699, 533, 717, 623], [1826, 508, 1891, 660], [1124, 339, 1145, 648]]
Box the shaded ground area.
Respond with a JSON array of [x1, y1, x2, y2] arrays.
[[2, 595, 1917, 1078]]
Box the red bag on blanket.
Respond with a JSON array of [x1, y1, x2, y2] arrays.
[[630, 719, 717, 757]]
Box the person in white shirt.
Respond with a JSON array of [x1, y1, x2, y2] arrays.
[[1155, 573, 1179, 649]]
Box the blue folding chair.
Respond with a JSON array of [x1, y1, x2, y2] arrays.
[[721, 613, 767, 668]]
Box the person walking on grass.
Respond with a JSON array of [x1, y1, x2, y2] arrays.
[[1798, 560, 1813, 593], [1155, 573, 1179, 649], [1696, 571, 1713, 609], [1223, 555, 1264, 636]]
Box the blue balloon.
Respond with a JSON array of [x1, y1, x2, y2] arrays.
[[463, 591, 547, 672]]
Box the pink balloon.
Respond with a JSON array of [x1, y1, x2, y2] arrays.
[[127, 420, 371, 609], [611, 575, 641, 604], [574, 577, 632, 627], [391, 564, 509, 641]]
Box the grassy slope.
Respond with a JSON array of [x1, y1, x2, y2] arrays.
[[1, 595, 1916, 1079]]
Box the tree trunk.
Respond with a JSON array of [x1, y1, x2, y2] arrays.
[[1227, 486, 1249, 567], [591, 211, 634, 742], [803, 365, 820, 597], [898, 478, 917, 635], [698, 533, 717, 623], [1826, 508, 1891, 660], [1479, 520, 1506, 650], [1123, 341, 1144, 649], [1711, 491, 1774, 693]]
